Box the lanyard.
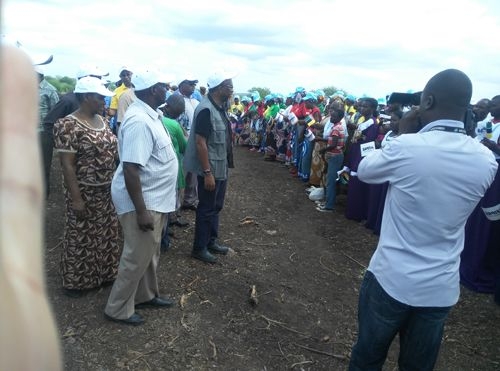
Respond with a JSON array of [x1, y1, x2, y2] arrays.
[[429, 126, 466, 134]]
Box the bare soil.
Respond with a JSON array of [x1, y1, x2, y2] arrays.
[[44, 146, 500, 370]]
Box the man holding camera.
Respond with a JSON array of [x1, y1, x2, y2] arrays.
[[349, 69, 498, 370]]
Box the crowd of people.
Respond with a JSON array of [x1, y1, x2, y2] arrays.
[[36, 61, 499, 369]]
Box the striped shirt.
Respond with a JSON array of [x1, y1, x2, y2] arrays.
[[327, 121, 346, 154], [111, 99, 178, 214]]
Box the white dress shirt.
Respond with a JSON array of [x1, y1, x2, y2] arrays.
[[112, 99, 178, 214], [358, 119, 498, 307]]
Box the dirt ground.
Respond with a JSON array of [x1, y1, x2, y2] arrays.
[[44, 146, 500, 371]]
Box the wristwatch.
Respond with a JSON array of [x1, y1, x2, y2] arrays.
[[203, 169, 212, 175]]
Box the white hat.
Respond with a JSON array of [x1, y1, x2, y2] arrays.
[[207, 70, 237, 90], [74, 76, 114, 97], [76, 64, 109, 79], [132, 69, 173, 91]]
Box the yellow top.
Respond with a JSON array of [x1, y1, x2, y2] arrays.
[[110, 84, 129, 110]]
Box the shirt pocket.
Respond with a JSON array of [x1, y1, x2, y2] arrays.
[[152, 138, 176, 164]]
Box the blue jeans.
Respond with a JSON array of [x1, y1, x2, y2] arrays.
[[193, 176, 227, 252], [324, 153, 344, 209], [349, 271, 452, 371]]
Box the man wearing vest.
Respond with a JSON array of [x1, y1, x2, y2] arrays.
[[184, 71, 235, 263]]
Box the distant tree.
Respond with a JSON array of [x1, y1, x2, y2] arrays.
[[46, 75, 76, 94], [248, 87, 271, 100], [323, 86, 340, 98]]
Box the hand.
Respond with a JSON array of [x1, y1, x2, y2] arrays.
[[481, 138, 496, 149], [136, 210, 154, 231], [71, 200, 86, 219], [1, 44, 62, 370], [398, 106, 421, 134], [204, 173, 216, 191]]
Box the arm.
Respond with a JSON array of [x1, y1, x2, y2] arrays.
[[481, 138, 500, 155], [357, 139, 405, 184], [195, 134, 215, 191], [319, 136, 339, 153], [123, 162, 154, 231], [194, 109, 215, 191], [58, 152, 85, 218]]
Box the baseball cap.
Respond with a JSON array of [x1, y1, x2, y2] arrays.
[[76, 64, 109, 79], [119, 66, 132, 75], [179, 75, 199, 85], [207, 69, 237, 90], [74, 76, 114, 97], [132, 69, 173, 91]]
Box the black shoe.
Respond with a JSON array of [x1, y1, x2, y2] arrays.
[[135, 296, 175, 309], [191, 249, 217, 263], [170, 218, 189, 228], [208, 242, 229, 255], [104, 312, 144, 326], [181, 204, 197, 211]]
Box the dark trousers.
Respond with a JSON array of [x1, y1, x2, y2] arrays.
[[192, 176, 227, 252], [349, 271, 451, 371], [39, 129, 54, 199]]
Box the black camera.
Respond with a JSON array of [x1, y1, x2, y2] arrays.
[[387, 92, 422, 107]]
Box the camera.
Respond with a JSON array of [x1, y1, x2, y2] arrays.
[[387, 92, 422, 107]]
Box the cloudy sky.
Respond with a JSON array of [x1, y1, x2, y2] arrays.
[[3, 0, 500, 102]]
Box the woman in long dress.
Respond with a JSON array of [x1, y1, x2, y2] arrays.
[[53, 76, 120, 297]]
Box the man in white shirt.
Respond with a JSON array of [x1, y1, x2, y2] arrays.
[[349, 69, 498, 370], [105, 69, 178, 326]]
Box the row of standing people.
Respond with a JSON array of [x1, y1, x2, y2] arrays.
[[230, 86, 500, 307], [40, 65, 236, 326]]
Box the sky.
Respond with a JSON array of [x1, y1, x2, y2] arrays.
[[3, 0, 500, 102]]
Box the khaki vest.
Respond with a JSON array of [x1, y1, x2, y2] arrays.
[[183, 96, 229, 180]]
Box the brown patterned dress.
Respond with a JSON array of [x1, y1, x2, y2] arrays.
[[54, 115, 120, 290]]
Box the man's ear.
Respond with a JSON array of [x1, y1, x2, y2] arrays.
[[421, 94, 434, 111]]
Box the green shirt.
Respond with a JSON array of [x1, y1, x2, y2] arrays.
[[162, 117, 187, 189]]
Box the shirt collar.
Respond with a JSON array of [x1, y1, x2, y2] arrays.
[[135, 98, 163, 121], [419, 119, 464, 133]]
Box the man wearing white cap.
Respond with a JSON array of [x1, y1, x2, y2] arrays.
[[184, 71, 235, 263], [105, 69, 177, 325], [42, 65, 108, 197]]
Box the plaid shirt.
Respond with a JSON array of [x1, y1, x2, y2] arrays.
[[327, 121, 345, 154]]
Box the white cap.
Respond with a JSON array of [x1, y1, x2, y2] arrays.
[[207, 69, 237, 90], [76, 64, 109, 79], [132, 69, 174, 91], [74, 76, 114, 97]]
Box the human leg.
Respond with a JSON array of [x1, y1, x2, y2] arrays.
[[208, 179, 229, 254], [349, 271, 409, 371], [105, 211, 165, 319], [192, 176, 218, 263], [398, 305, 452, 371], [135, 212, 165, 303], [324, 154, 343, 210]]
